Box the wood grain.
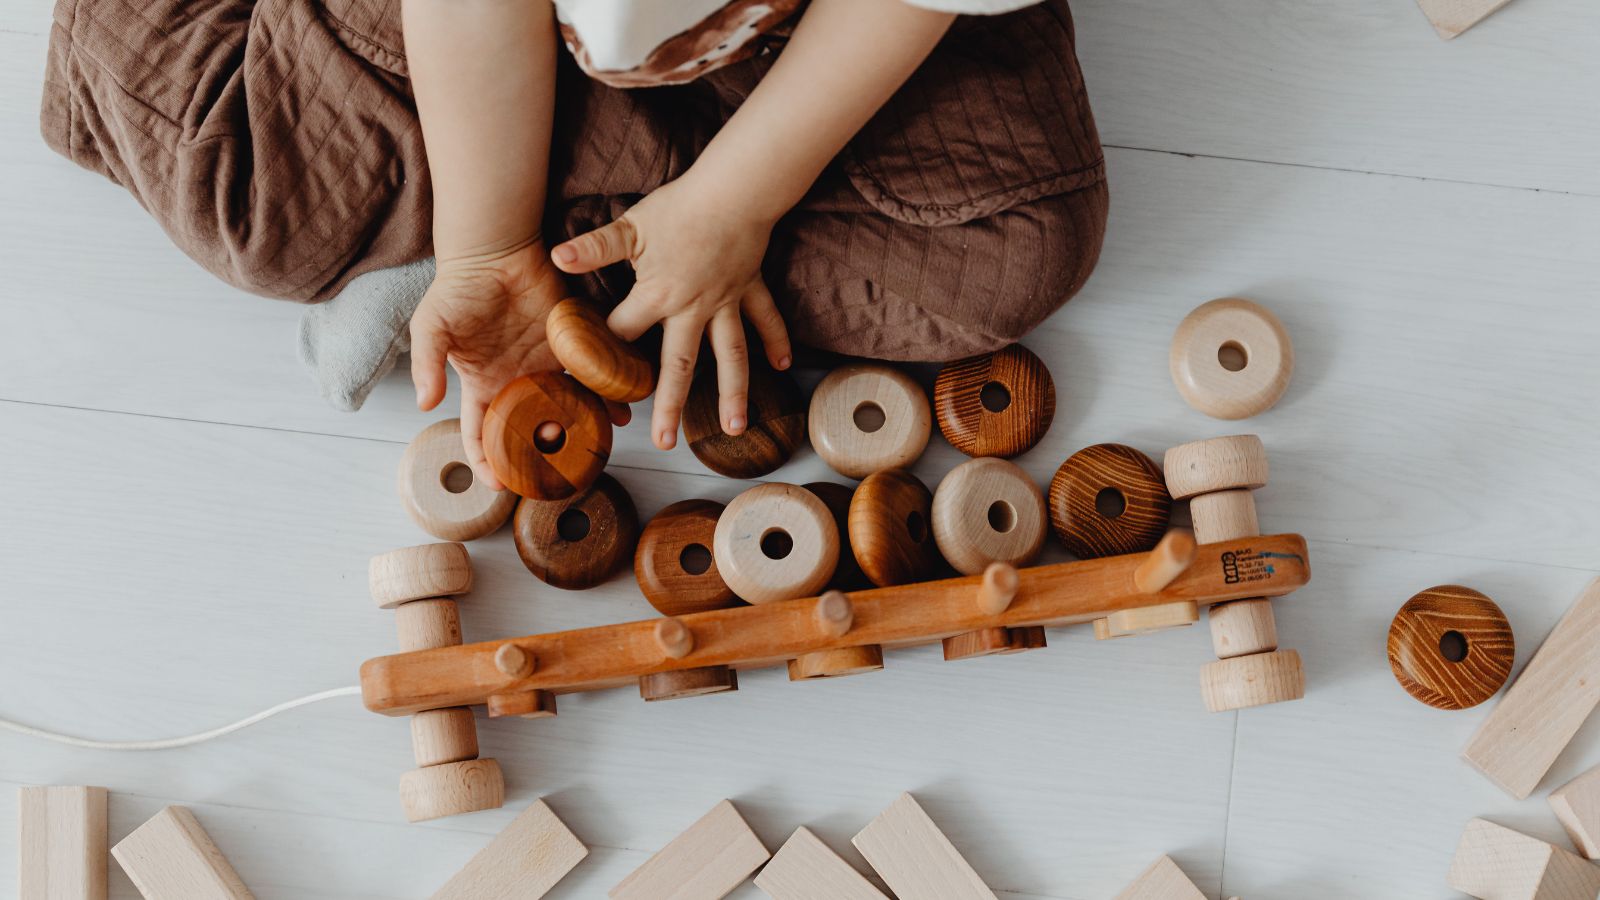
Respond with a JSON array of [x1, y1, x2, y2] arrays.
[[787, 645, 885, 680], [483, 372, 612, 501], [1387, 585, 1513, 710], [683, 357, 806, 479], [755, 826, 889, 900], [1048, 444, 1172, 560], [1169, 297, 1294, 420], [397, 419, 517, 542], [1550, 765, 1600, 859], [609, 799, 769, 899], [431, 799, 587, 899], [638, 666, 739, 702], [398, 759, 506, 824], [852, 793, 997, 900], [546, 298, 654, 403], [1199, 650, 1305, 712], [512, 472, 640, 590], [369, 543, 473, 609], [849, 469, 944, 587], [19, 785, 106, 900], [933, 344, 1056, 459], [713, 483, 839, 604], [1447, 818, 1600, 900], [931, 457, 1048, 576], [942, 626, 1047, 661], [804, 481, 872, 592], [633, 499, 741, 616], [1162, 435, 1267, 500], [808, 363, 931, 478], [112, 806, 255, 900]]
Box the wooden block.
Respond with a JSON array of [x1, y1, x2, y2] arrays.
[[755, 826, 888, 900], [1112, 855, 1205, 900], [1169, 297, 1293, 420], [483, 371, 612, 501], [1162, 435, 1268, 500], [942, 626, 1047, 660], [713, 483, 839, 604], [1388, 585, 1514, 710], [852, 793, 996, 900], [20, 785, 107, 900], [609, 799, 770, 900], [431, 799, 588, 899], [111, 806, 254, 900], [683, 356, 806, 479], [1417, 0, 1516, 39], [410, 707, 479, 767], [399, 759, 506, 823], [1447, 818, 1600, 899], [398, 419, 518, 542], [788, 645, 885, 680], [931, 457, 1047, 576], [1207, 599, 1279, 658], [805, 482, 873, 592], [638, 666, 739, 701], [1094, 600, 1199, 640], [546, 298, 654, 403], [1551, 765, 1600, 859], [486, 689, 557, 719], [370, 543, 473, 609], [849, 470, 944, 588], [808, 363, 931, 479], [1187, 489, 1259, 544], [634, 499, 741, 616], [933, 344, 1056, 459], [1133, 530, 1197, 594], [395, 598, 463, 652], [1048, 443, 1172, 560], [512, 473, 640, 590], [1464, 577, 1600, 798], [1200, 649, 1305, 711]]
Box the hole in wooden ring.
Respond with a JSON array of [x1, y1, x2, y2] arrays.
[[1218, 341, 1248, 372], [1095, 487, 1126, 519], [679, 543, 713, 575], [533, 421, 567, 453], [760, 528, 794, 560], [1440, 629, 1468, 663], [906, 510, 928, 543], [440, 462, 474, 494], [852, 401, 886, 434], [987, 500, 1016, 534], [556, 509, 591, 542], [980, 381, 1011, 413]]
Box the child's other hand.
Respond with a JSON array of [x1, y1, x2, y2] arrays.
[[410, 240, 631, 490], [548, 176, 793, 451]]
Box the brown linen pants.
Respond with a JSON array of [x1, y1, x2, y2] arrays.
[[41, 0, 1108, 361]]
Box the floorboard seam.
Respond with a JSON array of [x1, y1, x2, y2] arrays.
[[1217, 711, 1241, 899]]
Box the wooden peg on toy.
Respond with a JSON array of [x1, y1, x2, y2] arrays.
[[808, 364, 931, 479], [1133, 529, 1197, 594], [815, 590, 854, 637], [513, 472, 640, 590], [654, 618, 695, 660], [1170, 297, 1293, 420], [683, 355, 806, 478], [398, 419, 517, 542], [934, 344, 1056, 458], [1048, 443, 1172, 560], [634, 499, 742, 616], [546, 298, 654, 403], [484, 371, 612, 501], [943, 561, 1044, 661]]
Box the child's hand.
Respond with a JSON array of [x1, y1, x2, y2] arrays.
[[549, 176, 793, 451], [410, 241, 630, 490]]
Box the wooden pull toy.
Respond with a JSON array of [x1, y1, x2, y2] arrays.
[[808, 363, 932, 478], [933, 344, 1056, 458], [483, 371, 612, 501], [1169, 297, 1294, 420], [634, 499, 742, 616], [1092, 530, 1202, 640], [1048, 443, 1172, 561], [398, 418, 517, 542], [1165, 434, 1305, 711], [512, 472, 640, 590], [546, 298, 654, 403], [683, 355, 806, 478], [368, 543, 505, 821], [1387, 585, 1513, 710]]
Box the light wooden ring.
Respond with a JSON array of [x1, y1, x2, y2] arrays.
[[546, 298, 655, 403], [398, 758, 505, 823], [397, 419, 517, 542], [634, 499, 742, 616], [512, 473, 640, 590], [808, 364, 931, 479], [1200, 649, 1305, 712], [482, 372, 612, 501], [931, 457, 1047, 575], [369, 543, 473, 609], [1387, 585, 1513, 710], [1163, 434, 1268, 500], [1048, 444, 1172, 560], [1170, 297, 1293, 420], [713, 483, 839, 604]]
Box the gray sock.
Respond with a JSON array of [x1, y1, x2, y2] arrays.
[[298, 258, 436, 411]]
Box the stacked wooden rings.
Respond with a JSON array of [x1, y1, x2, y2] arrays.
[[398, 419, 516, 541], [1048, 443, 1172, 560], [512, 473, 640, 590], [483, 371, 612, 501], [934, 344, 1056, 458], [808, 364, 931, 479]]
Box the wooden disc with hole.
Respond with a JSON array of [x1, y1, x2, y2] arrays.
[[805, 482, 872, 591], [547, 298, 655, 403], [1200, 649, 1305, 712], [398, 419, 517, 542], [398, 758, 505, 823], [931, 457, 1047, 575], [513, 473, 639, 590], [639, 666, 738, 701], [713, 483, 839, 604], [483, 371, 612, 501], [788, 645, 885, 680], [943, 626, 1048, 661], [933, 344, 1056, 458], [1048, 444, 1172, 560], [634, 499, 742, 616], [808, 364, 931, 478], [1162, 434, 1268, 500], [1387, 585, 1513, 710], [369, 543, 473, 609], [683, 357, 806, 478], [1170, 297, 1294, 420], [849, 469, 944, 587]]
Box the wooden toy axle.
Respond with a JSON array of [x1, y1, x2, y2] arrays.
[[360, 532, 1311, 716]]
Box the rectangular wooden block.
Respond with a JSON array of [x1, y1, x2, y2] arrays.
[[609, 799, 770, 900], [852, 793, 996, 900], [754, 827, 888, 900], [1415, 0, 1516, 39], [1448, 818, 1600, 900], [1550, 765, 1600, 860], [1113, 855, 1206, 900], [1463, 578, 1600, 799], [19, 786, 108, 900], [431, 799, 587, 899], [111, 806, 255, 900]]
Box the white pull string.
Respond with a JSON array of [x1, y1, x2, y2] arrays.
[[0, 686, 362, 751]]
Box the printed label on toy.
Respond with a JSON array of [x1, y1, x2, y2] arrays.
[[1219, 548, 1303, 585]]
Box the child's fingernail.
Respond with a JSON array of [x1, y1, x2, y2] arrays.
[[658, 430, 675, 449], [777, 355, 792, 370], [553, 245, 578, 265], [728, 416, 746, 433]]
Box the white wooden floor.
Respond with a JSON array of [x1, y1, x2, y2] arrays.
[[3, 1, 1599, 897]]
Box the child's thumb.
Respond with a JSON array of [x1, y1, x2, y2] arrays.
[[551, 218, 636, 274]]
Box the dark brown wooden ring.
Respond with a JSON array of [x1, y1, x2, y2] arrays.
[[933, 344, 1057, 459], [547, 298, 655, 403], [634, 499, 743, 616], [683, 356, 806, 479], [848, 469, 945, 587], [804, 481, 873, 592], [483, 371, 612, 501], [639, 666, 739, 702], [1047, 443, 1172, 559], [1388, 585, 1514, 710], [513, 473, 640, 590]]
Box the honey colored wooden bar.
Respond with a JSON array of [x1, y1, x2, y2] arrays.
[[19, 786, 107, 900], [360, 534, 1311, 715]]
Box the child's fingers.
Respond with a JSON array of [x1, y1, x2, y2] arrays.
[[605, 400, 632, 427], [409, 317, 449, 411], [550, 217, 637, 275], [741, 281, 793, 371], [458, 385, 504, 492], [650, 317, 703, 451], [709, 305, 749, 436], [606, 289, 666, 343]]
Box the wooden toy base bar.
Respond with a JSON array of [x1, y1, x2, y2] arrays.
[[360, 534, 1311, 716]]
